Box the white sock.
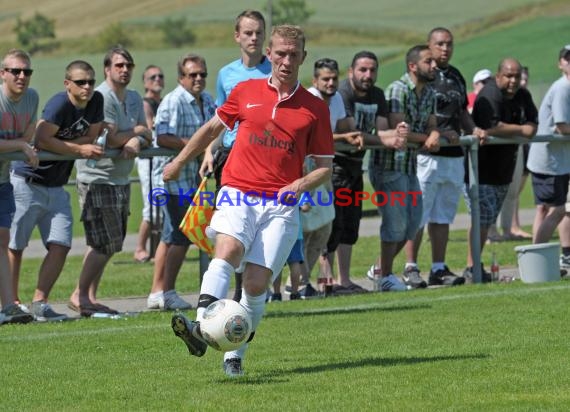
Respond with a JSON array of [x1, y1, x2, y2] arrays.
[[196, 258, 234, 321], [223, 290, 266, 361], [405, 262, 418, 270], [148, 291, 163, 299]]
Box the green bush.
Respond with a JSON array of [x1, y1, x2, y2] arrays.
[[95, 23, 133, 52], [158, 17, 196, 48], [13, 12, 56, 54]]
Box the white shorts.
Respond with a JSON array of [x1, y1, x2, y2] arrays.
[[209, 186, 298, 281], [136, 158, 151, 221], [417, 154, 464, 227]]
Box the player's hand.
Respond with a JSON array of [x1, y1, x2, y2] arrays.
[[199, 149, 214, 178], [423, 134, 440, 152]]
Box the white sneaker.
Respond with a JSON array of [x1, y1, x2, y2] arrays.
[[380, 274, 407, 292], [366, 265, 376, 281], [17, 302, 31, 314], [164, 291, 192, 311], [147, 291, 165, 310]]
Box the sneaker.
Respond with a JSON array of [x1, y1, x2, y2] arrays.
[[560, 254, 570, 270], [223, 358, 244, 378], [164, 291, 192, 311], [269, 293, 282, 302], [299, 283, 317, 299], [366, 265, 376, 281], [16, 301, 31, 314], [289, 292, 301, 300], [31, 301, 68, 322], [380, 274, 407, 292], [1, 303, 35, 324], [402, 266, 427, 289], [171, 314, 207, 357], [462, 264, 491, 284], [147, 291, 165, 310], [430, 266, 466, 286]]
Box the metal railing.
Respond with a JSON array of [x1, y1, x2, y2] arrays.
[[3, 135, 569, 282]]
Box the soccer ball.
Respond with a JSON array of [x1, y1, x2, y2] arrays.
[[200, 299, 252, 352]]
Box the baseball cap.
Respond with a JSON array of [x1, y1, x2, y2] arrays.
[[473, 69, 492, 84], [559, 45, 570, 61]]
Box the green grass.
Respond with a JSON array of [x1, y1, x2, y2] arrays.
[[2, 278, 569, 410]]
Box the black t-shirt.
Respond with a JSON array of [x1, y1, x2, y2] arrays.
[[13, 91, 104, 187], [337, 79, 388, 163], [430, 65, 467, 157], [471, 79, 538, 185]]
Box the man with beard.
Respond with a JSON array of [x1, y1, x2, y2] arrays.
[[401, 27, 487, 288], [369, 45, 440, 291], [69, 46, 152, 315], [324, 51, 405, 294]]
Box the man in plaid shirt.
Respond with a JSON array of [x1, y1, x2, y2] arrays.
[[368, 44, 440, 291]]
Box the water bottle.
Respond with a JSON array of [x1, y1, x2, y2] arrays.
[[86, 128, 108, 168]]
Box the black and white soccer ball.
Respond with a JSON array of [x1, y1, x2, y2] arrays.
[[200, 299, 252, 352]]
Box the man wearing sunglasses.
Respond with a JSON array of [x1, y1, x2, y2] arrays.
[[9, 60, 104, 322], [151, 54, 217, 311], [0, 48, 38, 324], [70, 46, 152, 316]]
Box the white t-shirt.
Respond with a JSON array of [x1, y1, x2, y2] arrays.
[[307, 87, 347, 132]]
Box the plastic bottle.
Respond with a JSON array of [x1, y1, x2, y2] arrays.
[[86, 128, 108, 168], [491, 252, 500, 282]]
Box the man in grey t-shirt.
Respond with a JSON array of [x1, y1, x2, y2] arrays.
[[69, 45, 152, 316], [527, 45, 570, 265]]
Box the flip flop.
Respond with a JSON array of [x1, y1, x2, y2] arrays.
[[92, 303, 119, 315]]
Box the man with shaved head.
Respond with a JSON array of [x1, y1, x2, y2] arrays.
[[464, 57, 538, 281]]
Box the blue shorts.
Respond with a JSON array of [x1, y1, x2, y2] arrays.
[[0, 182, 15, 228], [287, 238, 305, 264], [161, 195, 192, 247], [369, 170, 422, 243], [531, 173, 570, 207]]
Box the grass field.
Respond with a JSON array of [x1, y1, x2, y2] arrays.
[[2, 280, 569, 410]]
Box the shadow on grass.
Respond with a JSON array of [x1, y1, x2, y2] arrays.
[[265, 303, 430, 319], [220, 353, 489, 385]]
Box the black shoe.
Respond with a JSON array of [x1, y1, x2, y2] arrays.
[[299, 283, 317, 299], [223, 358, 244, 377], [269, 293, 282, 302], [463, 264, 492, 283], [289, 292, 301, 300], [402, 266, 427, 289], [171, 314, 207, 357], [429, 266, 465, 286]]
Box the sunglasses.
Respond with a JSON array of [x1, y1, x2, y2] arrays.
[[69, 79, 96, 87], [184, 72, 207, 79], [3, 68, 34, 77], [148, 74, 164, 81], [114, 62, 135, 70]]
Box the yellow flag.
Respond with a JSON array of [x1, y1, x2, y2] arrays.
[[179, 176, 215, 256]]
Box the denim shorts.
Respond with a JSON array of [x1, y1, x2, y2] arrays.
[[287, 238, 305, 264], [369, 169, 422, 242], [161, 195, 192, 247]]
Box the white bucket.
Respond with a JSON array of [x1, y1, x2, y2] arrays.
[[514, 243, 561, 283]]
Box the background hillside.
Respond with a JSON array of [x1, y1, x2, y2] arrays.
[[0, 0, 568, 107]]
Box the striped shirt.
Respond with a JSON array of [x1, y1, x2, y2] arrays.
[[371, 73, 436, 175], [155, 85, 216, 194]]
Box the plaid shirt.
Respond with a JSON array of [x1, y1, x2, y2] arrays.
[[155, 85, 216, 194], [371, 73, 436, 174]]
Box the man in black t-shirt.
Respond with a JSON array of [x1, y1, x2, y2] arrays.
[[8, 60, 104, 321], [464, 57, 538, 280]]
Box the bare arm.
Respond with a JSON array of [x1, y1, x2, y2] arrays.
[[163, 115, 226, 181], [0, 121, 38, 167], [157, 134, 189, 150], [35, 120, 104, 159], [554, 122, 570, 135], [143, 100, 155, 130], [106, 123, 152, 149]]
